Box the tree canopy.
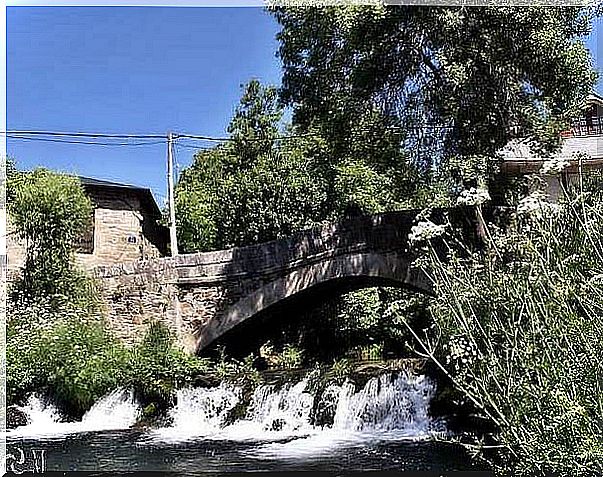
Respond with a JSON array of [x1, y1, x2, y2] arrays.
[[175, 78, 438, 253], [272, 6, 598, 180], [177, 6, 600, 247], [175, 80, 330, 252]]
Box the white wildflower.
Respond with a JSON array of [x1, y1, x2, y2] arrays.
[[408, 220, 446, 244], [517, 191, 560, 219], [456, 187, 491, 206], [540, 156, 570, 175]]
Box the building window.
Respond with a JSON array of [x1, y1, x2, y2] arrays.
[[75, 210, 95, 254], [572, 104, 603, 136]]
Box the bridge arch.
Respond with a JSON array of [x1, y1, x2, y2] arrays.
[[94, 209, 475, 354], [193, 250, 431, 353]]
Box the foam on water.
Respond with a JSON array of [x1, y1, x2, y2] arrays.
[[9, 389, 141, 438], [220, 376, 315, 441], [80, 388, 141, 431], [150, 371, 444, 455], [154, 382, 241, 441], [249, 372, 442, 459], [10, 370, 444, 457]]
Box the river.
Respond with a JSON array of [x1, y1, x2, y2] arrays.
[[6, 372, 491, 474]]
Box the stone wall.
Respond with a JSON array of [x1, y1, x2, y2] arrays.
[[92, 258, 186, 348], [91, 211, 437, 354], [6, 188, 167, 278], [76, 188, 165, 268]]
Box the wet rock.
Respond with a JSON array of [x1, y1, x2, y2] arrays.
[[7, 406, 28, 429], [269, 418, 287, 432]]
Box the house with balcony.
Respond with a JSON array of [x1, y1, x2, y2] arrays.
[[498, 92, 603, 201]]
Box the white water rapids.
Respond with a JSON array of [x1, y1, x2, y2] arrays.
[[8, 389, 141, 438], [10, 372, 445, 456], [150, 371, 445, 456]]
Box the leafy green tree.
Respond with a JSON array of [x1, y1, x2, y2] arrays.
[[176, 80, 330, 252], [8, 168, 95, 306], [176, 78, 437, 253], [272, 6, 598, 185], [228, 78, 282, 166]]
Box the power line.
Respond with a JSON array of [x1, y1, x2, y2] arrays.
[[5, 130, 165, 139], [6, 134, 576, 161], [4, 124, 455, 145], [7, 135, 166, 147]]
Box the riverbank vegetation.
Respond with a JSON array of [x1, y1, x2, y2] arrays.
[[7, 5, 603, 476], [6, 168, 243, 419], [410, 172, 603, 475]]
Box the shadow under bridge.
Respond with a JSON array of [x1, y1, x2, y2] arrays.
[[173, 210, 439, 355]]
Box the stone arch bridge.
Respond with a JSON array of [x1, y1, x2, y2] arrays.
[[94, 209, 476, 354]]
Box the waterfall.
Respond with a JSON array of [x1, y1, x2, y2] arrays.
[[247, 372, 443, 459], [153, 382, 241, 441], [151, 371, 443, 448], [80, 389, 140, 431], [331, 373, 435, 434], [9, 389, 141, 438], [11, 370, 443, 452], [223, 376, 315, 439], [15, 394, 63, 429]]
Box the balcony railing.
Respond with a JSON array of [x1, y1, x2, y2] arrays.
[[570, 116, 603, 137]]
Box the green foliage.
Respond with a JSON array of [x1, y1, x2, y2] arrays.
[[324, 358, 353, 385], [176, 78, 444, 254], [8, 168, 95, 307], [228, 78, 282, 166], [328, 288, 431, 362], [273, 5, 598, 168], [176, 80, 329, 252], [333, 159, 396, 215], [8, 309, 213, 417], [414, 175, 603, 475], [126, 321, 211, 406], [336, 288, 382, 332], [7, 298, 129, 416], [273, 5, 599, 203], [356, 343, 384, 361], [274, 344, 304, 369]]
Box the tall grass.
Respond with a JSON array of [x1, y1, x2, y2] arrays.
[[409, 173, 603, 475]]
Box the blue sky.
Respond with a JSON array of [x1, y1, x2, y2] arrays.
[[8, 7, 282, 204], [7, 7, 603, 206]]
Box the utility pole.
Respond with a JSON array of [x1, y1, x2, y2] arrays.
[[167, 131, 179, 256]]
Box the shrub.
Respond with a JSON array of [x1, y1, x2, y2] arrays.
[[275, 344, 304, 369], [411, 174, 603, 475], [125, 321, 211, 408], [7, 298, 129, 417], [8, 168, 95, 308]]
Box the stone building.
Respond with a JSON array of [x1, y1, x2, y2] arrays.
[[498, 92, 603, 201], [7, 176, 169, 278]]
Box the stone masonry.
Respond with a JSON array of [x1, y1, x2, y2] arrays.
[[7, 180, 168, 280], [93, 210, 443, 354]]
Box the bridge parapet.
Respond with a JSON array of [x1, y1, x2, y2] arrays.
[[173, 211, 418, 284]]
